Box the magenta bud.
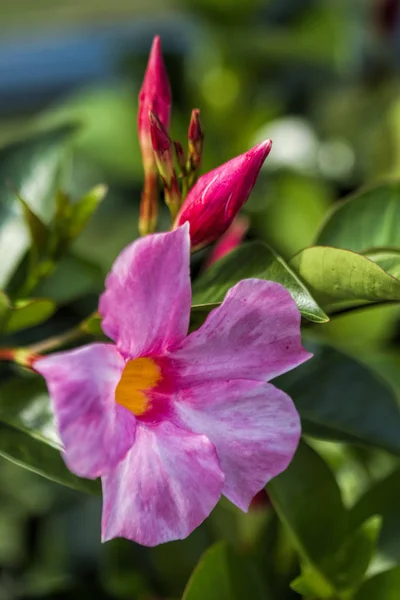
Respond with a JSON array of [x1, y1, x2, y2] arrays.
[[138, 36, 172, 171], [149, 111, 181, 219], [174, 141, 187, 174], [138, 36, 171, 235], [175, 140, 272, 249], [149, 111, 174, 183], [188, 108, 204, 170]]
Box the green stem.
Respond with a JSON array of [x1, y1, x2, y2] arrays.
[[27, 326, 86, 355], [0, 321, 89, 369]]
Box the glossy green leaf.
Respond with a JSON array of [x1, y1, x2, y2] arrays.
[[80, 311, 104, 336], [0, 125, 76, 288], [350, 467, 400, 562], [269, 442, 380, 594], [0, 292, 56, 333], [35, 252, 104, 303], [289, 246, 400, 313], [68, 184, 107, 240], [316, 180, 400, 251], [0, 422, 99, 495], [268, 442, 347, 567], [323, 516, 381, 591], [5, 298, 56, 333], [365, 248, 400, 278], [16, 193, 49, 261], [290, 565, 334, 598], [182, 541, 266, 600], [354, 567, 400, 600], [291, 518, 380, 595], [0, 375, 99, 495], [192, 242, 328, 323], [50, 185, 107, 258], [277, 345, 400, 455]]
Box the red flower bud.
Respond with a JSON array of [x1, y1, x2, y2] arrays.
[[150, 111, 174, 185], [149, 111, 181, 219], [175, 140, 272, 249], [138, 36, 171, 235], [249, 489, 271, 510], [188, 108, 204, 172], [174, 141, 186, 174], [138, 36, 171, 170]]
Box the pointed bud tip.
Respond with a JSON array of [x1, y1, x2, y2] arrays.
[[255, 139, 272, 157], [138, 34, 171, 138], [148, 35, 163, 65], [188, 109, 203, 141]]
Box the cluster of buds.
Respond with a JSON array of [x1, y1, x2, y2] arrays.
[[137, 36, 272, 250]]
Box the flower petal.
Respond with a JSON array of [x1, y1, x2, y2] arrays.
[[174, 379, 300, 511], [101, 420, 224, 546], [35, 344, 135, 479], [99, 225, 191, 358], [170, 279, 311, 384]]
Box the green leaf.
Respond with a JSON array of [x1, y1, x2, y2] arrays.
[[365, 248, 400, 278], [350, 467, 400, 562], [291, 518, 380, 596], [323, 516, 381, 591], [268, 441, 347, 567], [289, 246, 400, 313], [316, 180, 400, 251], [277, 345, 400, 455], [35, 252, 104, 303], [0, 292, 56, 333], [0, 422, 99, 495], [68, 184, 107, 240], [16, 193, 49, 261], [0, 125, 76, 288], [0, 375, 99, 495], [291, 565, 334, 598], [192, 242, 328, 323], [354, 567, 400, 600], [5, 298, 56, 333], [80, 312, 104, 337], [49, 185, 107, 258], [269, 442, 380, 594], [182, 541, 266, 600]]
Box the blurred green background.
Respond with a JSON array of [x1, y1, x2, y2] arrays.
[[2, 0, 400, 598]]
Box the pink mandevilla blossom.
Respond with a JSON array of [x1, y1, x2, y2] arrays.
[[35, 225, 311, 547], [175, 140, 272, 250]]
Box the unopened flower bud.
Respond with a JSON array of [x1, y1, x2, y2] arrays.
[[150, 112, 175, 186], [138, 36, 171, 235], [138, 36, 171, 170], [174, 141, 187, 175], [187, 109, 204, 173], [175, 140, 272, 250], [149, 111, 181, 220]]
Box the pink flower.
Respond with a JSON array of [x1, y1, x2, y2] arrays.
[[35, 225, 310, 547], [175, 140, 272, 250]]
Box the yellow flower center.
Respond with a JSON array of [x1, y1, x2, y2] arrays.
[[115, 357, 161, 416]]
